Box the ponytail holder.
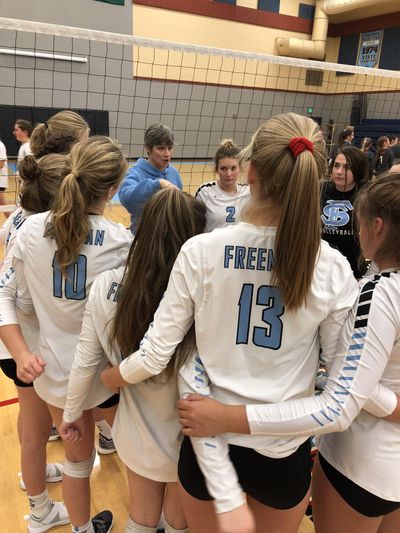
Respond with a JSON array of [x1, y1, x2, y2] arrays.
[[289, 137, 314, 159], [44, 121, 49, 129]]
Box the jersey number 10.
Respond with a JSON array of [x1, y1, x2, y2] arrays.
[[52, 254, 88, 300], [236, 284, 284, 349]]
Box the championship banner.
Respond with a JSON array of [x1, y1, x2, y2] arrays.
[[357, 30, 383, 68]]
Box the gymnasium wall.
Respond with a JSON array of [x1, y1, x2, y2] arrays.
[[0, 0, 132, 34]]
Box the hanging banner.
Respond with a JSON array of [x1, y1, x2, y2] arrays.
[[357, 30, 383, 68]]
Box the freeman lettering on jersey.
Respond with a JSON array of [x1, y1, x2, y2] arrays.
[[43, 222, 106, 247], [224, 245, 275, 271], [107, 281, 121, 303], [84, 229, 105, 246]]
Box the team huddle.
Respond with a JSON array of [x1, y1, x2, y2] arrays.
[[0, 110, 399, 533]]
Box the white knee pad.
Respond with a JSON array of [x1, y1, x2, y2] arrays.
[[125, 516, 157, 533], [63, 448, 96, 479]]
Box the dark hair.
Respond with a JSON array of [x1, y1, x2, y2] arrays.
[[144, 123, 174, 150], [375, 136, 389, 164], [338, 126, 354, 148], [388, 135, 398, 144], [110, 188, 206, 378], [214, 139, 240, 172], [360, 137, 372, 152], [19, 154, 70, 213], [330, 146, 369, 189], [15, 119, 33, 137], [355, 172, 400, 265]]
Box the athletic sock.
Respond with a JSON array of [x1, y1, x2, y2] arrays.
[[95, 419, 112, 439], [28, 489, 52, 520], [72, 520, 94, 533], [164, 520, 189, 533], [125, 515, 157, 533]]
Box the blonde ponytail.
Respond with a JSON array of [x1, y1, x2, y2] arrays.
[[243, 113, 326, 310], [46, 136, 127, 273]]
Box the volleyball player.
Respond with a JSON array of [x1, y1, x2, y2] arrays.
[[178, 174, 400, 533], [0, 137, 132, 533], [99, 113, 361, 533], [60, 188, 206, 533], [14, 119, 33, 162], [0, 153, 70, 528], [30, 110, 89, 158], [195, 139, 250, 232], [0, 134, 9, 215]]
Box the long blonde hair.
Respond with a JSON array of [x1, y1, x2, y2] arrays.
[[46, 136, 127, 273], [30, 110, 89, 158], [243, 112, 326, 310]]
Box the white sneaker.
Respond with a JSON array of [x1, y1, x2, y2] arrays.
[[20, 463, 63, 491], [27, 501, 70, 533]]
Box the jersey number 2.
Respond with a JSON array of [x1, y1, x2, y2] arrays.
[[52, 254, 87, 300], [226, 206, 235, 223], [236, 284, 284, 349]]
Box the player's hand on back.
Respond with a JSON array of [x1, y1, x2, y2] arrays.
[[177, 394, 227, 436]]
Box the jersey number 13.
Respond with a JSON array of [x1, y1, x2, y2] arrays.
[[236, 284, 284, 349]]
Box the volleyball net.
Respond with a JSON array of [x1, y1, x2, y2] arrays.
[[1, 16, 400, 205]]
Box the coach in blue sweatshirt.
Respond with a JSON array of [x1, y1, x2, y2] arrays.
[[119, 123, 183, 233]]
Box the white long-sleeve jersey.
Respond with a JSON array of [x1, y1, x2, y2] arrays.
[[0, 207, 39, 360], [0, 211, 132, 408], [63, 268, 182, 482], [113, 222, 367, 511], [196, 182, 250, 232]]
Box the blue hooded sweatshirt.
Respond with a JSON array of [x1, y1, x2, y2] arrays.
[[119, 157, 182, 233]]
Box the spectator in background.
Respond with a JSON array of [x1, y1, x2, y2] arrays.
[[119, 123, 182, 233], [360, 137, 375, 179], [388, 134, 400, 159], [321, 146, 369, 278], [374, 136, 394, 176], [14, 119, 33, 162], [329, 125, 354, 163], [390, 158, 400, 174], [0, 136, 9, 216]]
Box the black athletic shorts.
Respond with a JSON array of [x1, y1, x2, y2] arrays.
[[0, 358, 33, 388], [97, 393, 120, 409], [0, 187, 5, 192], [319, 453, 400, 517], [178, 436, 311, 509]]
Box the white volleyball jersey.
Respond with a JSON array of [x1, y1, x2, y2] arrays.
[[17, 142, 32, 162], [117, 222, 359, 510], [0, 141, 8, 188], [317, 271, 400, 501], [63, 268, 181, 482], [0, 207, 38, 360], [9, 211, 132, 407], [195, 181, 250, 232]]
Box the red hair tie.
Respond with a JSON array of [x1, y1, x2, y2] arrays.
[[289, 137, 314, 159]]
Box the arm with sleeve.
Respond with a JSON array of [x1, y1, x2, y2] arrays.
[[179, 354, 245, 514], [63, 287, 107, 423], [247, 277, 399, 436], [119, 164, 162, 216]]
